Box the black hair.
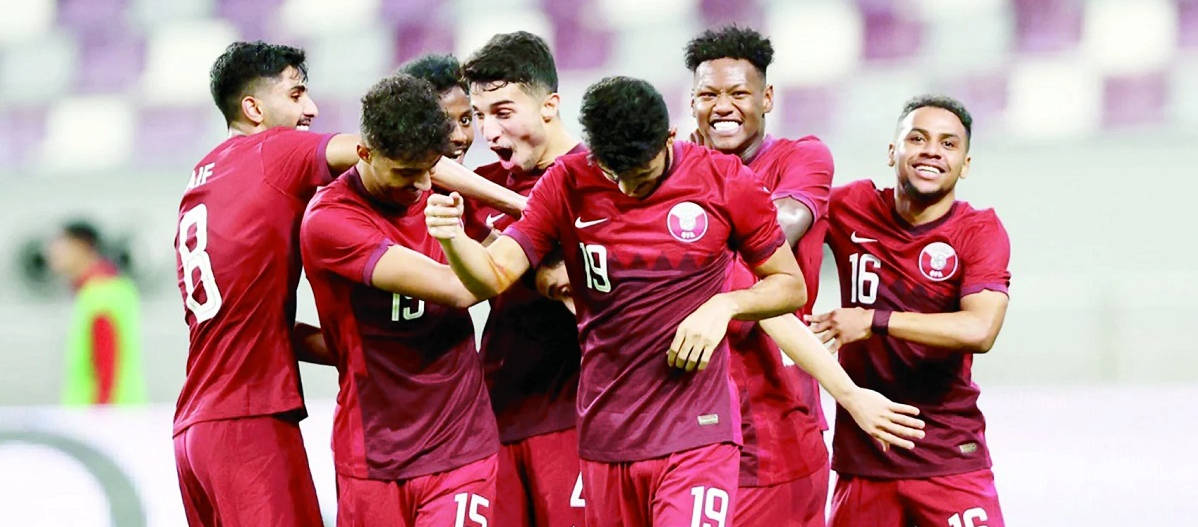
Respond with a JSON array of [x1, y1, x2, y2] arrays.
[[209, 41, 308, 125], [400, 54, 467, 95], [360, 74, 452, 162], [898, 95, 973, 147], [579, 76, 671, 175], [462, 31, 558, 94], [61, 220, 100, 249], [684, 25, 774, 77]]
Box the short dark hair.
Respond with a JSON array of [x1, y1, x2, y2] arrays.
[[400, 54, 467, 95], [61, 220, 100, 249], [462, 31, 558, 94], [360, 74, 452, 162], [899, 95, 973, 147], [684, 25, 774, 77], [579, 77, 671, 175], [209, 41, 308, 125]]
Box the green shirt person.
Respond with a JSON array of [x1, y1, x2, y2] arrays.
[[47, 221, 145, 405]]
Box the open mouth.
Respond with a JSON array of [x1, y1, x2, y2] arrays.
[[295, 119, 312, 131], [709, 119, 741, 136], [492, 146, 514, 163], [913, 162, 945, 178]]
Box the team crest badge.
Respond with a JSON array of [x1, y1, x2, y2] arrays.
[[667, 201, 708, 243], [919, 241, 958, 281]]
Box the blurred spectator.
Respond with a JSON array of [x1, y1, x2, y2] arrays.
[[45, 220, 146, 406]]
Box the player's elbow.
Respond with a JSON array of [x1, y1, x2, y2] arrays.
[[963, 328, 999, 353], [783, 273, 807, 312]]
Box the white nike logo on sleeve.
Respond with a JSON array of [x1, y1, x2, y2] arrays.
[[485, 213, 505, 228], [574, 217, 609, 229]]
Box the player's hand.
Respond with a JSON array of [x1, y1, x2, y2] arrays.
[[668, 294, 735, 372], [839, 388, 925, 451], [534, 260, 575, 315], [425, 192, 465, 240], [807, 308, 873, 352]]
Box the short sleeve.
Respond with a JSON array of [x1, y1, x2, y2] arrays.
[[300, 204, 392, 285], [261, 129, 336, 200], [959, 212, 1011, 298], [771, 139, 834, 222], [726, 164, 786, 266], [503, 164, 567, 269]]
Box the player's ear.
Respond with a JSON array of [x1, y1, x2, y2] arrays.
[[762, 84, 774, 115], [356, 143, 371, 163], [240, 95, 264, 126], [666, 127, 678, 145], [959, 154, 971, 180], [887, 143, 896, 167], [541, 92, 560, 121]]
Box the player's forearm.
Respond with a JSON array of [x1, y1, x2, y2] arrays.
[[432, 159, 527, 217], [884, 310, 999, 353], [292, 323, 335, 366], [325, 133, 361, 174], [439, 235, 520, 300], [760, 315, 858, 401], [720, 273, 807, 321]]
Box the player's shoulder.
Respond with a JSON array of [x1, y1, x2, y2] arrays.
[[830, 178, 880, 206], [305, 173, 358, 214], [770, 135, 832, 162], [950, 200, 1008, 240]]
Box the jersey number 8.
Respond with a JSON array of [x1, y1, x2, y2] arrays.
[[178, 204, 223, 322]]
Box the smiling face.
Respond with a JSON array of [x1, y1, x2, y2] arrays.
[[889, 106, 971, 204], [358, 144, 439, 207], [690, 57, 772, 161], [440, 86, 474, 161], [253, 65, 318, 130], [470, 81, 553, 173]]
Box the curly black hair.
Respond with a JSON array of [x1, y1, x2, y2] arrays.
[[400, 54, 467, 95], [684, 25, 773, 77], [360, 74, 452, 162], [462, 31, 558, 94], [898, 95, 973, 148], [579, 77, 671, 175], [209, 41, 308, 125]]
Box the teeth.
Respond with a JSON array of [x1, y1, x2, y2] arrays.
[[711, 121, 739, 133], [295, 125, 309, 131], [915, 165, 940, 175]]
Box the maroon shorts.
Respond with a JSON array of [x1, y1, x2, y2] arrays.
[[735, 463, 829, 527], [830, 469, 1004, 527], [494, 427, 585, 527], [174, 415, 322, 527], [336, 454, 498, 527], [581, 442, 739, 527]]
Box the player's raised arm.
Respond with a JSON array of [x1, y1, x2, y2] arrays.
[[325, 133, 362, 174], [368, 244, 489, 309], [758, 315, 925, 450], [432, 157, 528, 217], [425, 191, 531, 299]]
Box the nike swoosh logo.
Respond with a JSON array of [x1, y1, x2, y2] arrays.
[[574, 217, 608, 229], [485, 213, 505, 227], [850, 232, 877, 243]]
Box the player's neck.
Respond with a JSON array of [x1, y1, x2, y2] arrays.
[[734, 133, 766, 164], [534, 120, 580, 170], [893, 189, 956, 226], [227, 121, 267, 137]]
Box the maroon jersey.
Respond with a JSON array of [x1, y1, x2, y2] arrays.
[[462, 144, 587, 444], [504, 141, 785, 462], [300, 169, 498, 480], [173, 128, 334, 435], [826, 180, 1011, 479], [724, 135, 833, 486]]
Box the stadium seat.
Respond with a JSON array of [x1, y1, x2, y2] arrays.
[[1006, 59, 1101, 138], [140, 19, 240, 104], [1082, 0, 1177, 76], [766, 0, 862, 86], [0, 31, 77, 104], [39, 96, 135, 171]]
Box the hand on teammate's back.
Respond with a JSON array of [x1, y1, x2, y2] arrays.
[[807, 307, 873, 352], [667, 294, 737, 372], [425, 192, 466, 240], [839, 388, 925, 452]]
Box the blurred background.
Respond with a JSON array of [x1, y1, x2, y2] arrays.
[[1, 0, 1196, 525]]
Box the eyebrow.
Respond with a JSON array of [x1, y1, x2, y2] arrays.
[[909, 127, 960, 140]]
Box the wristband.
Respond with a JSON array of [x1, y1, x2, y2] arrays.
[[871, 309, 892, 336]]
